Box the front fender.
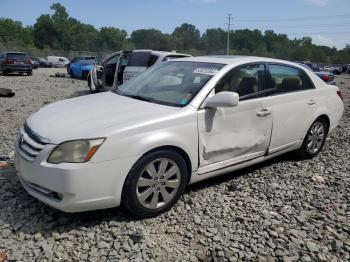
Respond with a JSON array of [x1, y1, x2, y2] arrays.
[[91, 109, 199, 171]]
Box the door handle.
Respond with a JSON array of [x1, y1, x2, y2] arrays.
[[307, 99, 316, 105], [256, 108, 271, 117]]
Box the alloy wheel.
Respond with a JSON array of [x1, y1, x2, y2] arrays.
[[136, 158, 181, 209], [306, 121, 325, 154]]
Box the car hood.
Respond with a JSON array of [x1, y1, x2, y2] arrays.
[[26, 92, 180, 144]]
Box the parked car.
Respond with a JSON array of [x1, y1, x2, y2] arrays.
[[0, 52, 33, 76], [88, 51, 132, 93], [298, 63, 336, 85], [29, 58, 39, 69], [69, 59, 95, 80], [34, 57, 52, 68], [15, 56, 344, 217], [323, 65, 341, 75], [36, 57, 53, 68], [342, 64, 350, 73], [67, 56, 95, 74], [123, 50, 192, 83], [89, 50, 191, 93], [47, 56, 70, 67]]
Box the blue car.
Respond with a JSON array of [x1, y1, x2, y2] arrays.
[[69, 59, 95, 80]]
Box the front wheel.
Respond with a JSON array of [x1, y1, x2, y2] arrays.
[[297, 118, 328, 159], [27, 71, 32, 76], [122, 150, 188, 218]]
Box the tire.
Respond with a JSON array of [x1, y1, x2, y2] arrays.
[[2, 70, 7, 76], [69, 69, 74, 78], [297, 118, 328, 159], [27, 71, 32, 76], [122, 150, 188, 218]]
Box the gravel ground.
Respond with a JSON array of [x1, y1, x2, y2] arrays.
[[0, 69, 349, 261]]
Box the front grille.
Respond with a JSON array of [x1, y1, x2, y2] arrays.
[[18, 124, 47, 161]]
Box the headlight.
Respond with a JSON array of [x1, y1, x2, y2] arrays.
[[47, 138, 105, 164]]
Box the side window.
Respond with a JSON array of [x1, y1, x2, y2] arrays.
[[105, 55, 119, 65], [215, 64, 266, 101], [148, 55, 159, 67], [268, 64, 313, 94]]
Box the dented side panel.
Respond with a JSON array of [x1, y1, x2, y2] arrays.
[[197, 99, 273, 169]]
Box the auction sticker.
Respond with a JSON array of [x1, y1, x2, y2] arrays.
[[193, 68, 219, 75]]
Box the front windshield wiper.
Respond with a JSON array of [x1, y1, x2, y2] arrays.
[[123, 94, 153, 103]]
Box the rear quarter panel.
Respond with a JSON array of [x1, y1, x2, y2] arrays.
[[306, 72, 344, 133]]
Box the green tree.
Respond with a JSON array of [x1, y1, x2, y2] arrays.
[[172, 23, 201, 51], [130, 29, 168, 50]]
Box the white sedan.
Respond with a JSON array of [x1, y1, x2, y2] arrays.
[[15, 56, 344, 217]]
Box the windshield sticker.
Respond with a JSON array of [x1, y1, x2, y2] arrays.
[[193, 68, 219, 75], [179, 98, 188, 105]]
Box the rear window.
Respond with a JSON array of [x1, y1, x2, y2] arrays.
[[127, 52, 151, 67], [7, 53, 27, 59]]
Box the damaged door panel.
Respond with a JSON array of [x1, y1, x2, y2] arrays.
[[197, 98, 272, 173], [197, 63, 272, 174]]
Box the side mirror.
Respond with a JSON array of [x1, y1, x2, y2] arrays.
[[204, 91, 239, 108]]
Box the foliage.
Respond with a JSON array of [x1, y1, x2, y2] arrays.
[[0, 3, 349, 64]]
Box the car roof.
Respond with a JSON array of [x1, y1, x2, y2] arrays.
[[132, 49, 191, 57], [173, 55, 304, 66]]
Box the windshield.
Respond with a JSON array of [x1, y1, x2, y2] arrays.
[[115, 61, 225, 107]]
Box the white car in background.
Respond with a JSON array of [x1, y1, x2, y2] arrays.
[[88, 50, 191, 93], [47, 56, 70, 68], [122, 50, 192, 83], [15, 56, 344, 217]]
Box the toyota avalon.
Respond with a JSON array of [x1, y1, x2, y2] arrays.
[[15, 56, 344, 217]]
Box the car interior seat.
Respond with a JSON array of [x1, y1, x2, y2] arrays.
[[280, 77, 302, 93], [236, 77, 257, 97]]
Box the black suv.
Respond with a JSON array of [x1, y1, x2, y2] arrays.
[[0, 52, 33, 76]]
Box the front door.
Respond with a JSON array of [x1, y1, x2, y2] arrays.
[[103, 54, 120, 87], [197, 63, 273, 174]]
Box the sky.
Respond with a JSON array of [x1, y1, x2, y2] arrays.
[[0, 0, 349, 49]]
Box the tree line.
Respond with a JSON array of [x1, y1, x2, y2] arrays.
[[0, 3, 349, 64]]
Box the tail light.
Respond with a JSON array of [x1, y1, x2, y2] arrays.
[[5, 59, 14, 64], [337, 90, 344, 101], [25, 58, 32, 65], [322, 75, 330, 82]]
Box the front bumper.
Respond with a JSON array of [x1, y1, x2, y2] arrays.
[[15, 137, 136, 212]]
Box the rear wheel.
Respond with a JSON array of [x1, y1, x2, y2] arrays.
[[297, 118, 328, 159], [27, 71, 32, 76], [122, 150, 188, 218]]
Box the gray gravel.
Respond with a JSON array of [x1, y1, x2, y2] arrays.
[[0, 69, 349, 261]]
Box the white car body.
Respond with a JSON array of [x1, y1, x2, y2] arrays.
[[15, 56, 344, 213], [47, 56, 70, 68], [122, 50, 192, 82]]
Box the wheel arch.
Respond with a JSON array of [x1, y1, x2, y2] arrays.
[[317, 114, 330, 134], [138, 145, 193, 184]]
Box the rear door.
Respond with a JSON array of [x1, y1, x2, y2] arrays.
[[262, 63, 318, 153]]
